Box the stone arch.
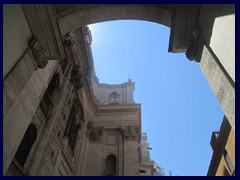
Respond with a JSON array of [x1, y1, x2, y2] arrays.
[[14, 123, 37, 167], [105, 154, 117, 176], [53, 4, 235, 130], [56, 5, 173, 35], [54, 4, 235, 132]]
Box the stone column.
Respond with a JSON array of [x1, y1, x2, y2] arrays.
[[120, 126, 140, 176], [118, 128, 124, 176], [186, 29, 235, 132]]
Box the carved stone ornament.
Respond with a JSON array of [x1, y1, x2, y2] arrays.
[[120, 126, 139, 141], [71, 65, 83, 89], [63, 33, 75, 47], [29, 37, 48, 69], [83, 26, 92, 45], [87, 121, 104, 142], [185, 29, 201, 62]]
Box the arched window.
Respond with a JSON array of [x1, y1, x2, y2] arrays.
[[14, 124, 37, 167], [109, 92, 120, 105], [65, 100, 84, 151], [48, 73, 60, 95], [105, 154, 117, 176], [40, 73, 60, 120]]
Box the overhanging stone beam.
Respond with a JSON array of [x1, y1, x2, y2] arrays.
[[168, 4, 201, 53]]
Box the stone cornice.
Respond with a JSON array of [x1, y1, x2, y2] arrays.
[[96, 104, 141, 113], [185, 28, 201, 62]]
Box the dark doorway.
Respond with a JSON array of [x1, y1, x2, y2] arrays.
[[105, 154, 117, 176]]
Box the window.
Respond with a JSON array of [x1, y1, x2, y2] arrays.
[[47, 73, 60, 95], [64, 104, 80, 150], [224, 149, 234, 174], [64, 101, 84, 151], [59, 58, 67, 72], [65, 105, 78, 150], [40, 73, 60, 120], [139, 170, 147, 173], [14, 124, 37, 167], [105, 154, 117, 176], [68, 116, 79, 150], [109, 92, 120, 105]]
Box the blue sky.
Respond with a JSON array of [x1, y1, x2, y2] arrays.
[[89, 20, 224, 176]]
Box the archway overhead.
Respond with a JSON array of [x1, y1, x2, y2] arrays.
[[56, 5, 173, 35], [3, 4, 235, 175], [55, 4, 201, 53]]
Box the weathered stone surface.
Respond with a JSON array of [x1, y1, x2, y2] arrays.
[[3, 4, 235, 176], [57, 5, 172, 35], [197, 43, 235, 132]]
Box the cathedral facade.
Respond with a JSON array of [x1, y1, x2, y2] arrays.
[[4, 25, 142, 175]]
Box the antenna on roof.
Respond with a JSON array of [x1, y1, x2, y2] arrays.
[[128, 73, 132, 82]]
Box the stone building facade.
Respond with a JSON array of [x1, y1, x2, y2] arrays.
[[207, 116, 235, 176], [4, 25, 141, 175], [138, 133, 165, 176], [3, 4, 235, 176], [139, 133, 154, 176]]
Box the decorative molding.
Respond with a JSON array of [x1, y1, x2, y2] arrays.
[[87, 121, 104, 142], [63, 33, 75, 47], [83, 26, 92, 45], [120, 126, 139, 141], [89, 128, 104, 141], [185, 29, 201, 62], [29, 37, 48, 69]]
